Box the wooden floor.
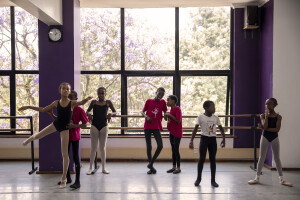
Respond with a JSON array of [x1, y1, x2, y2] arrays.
[[0, 161, 299, 200]]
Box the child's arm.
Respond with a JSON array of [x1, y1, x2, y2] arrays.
[[19, 101, 57, 113], [47, 109, 57, 120], [218, 125, 226, 148], [73, 96, 93, 107], [189, 125, 199, 149], [86, 100, 95, 121], [141, 100, 152, 123], [165, 113, 180, 123], [261, 110, 269, 130], [107, 100, 117, 123], [265, 115, 282, 133]]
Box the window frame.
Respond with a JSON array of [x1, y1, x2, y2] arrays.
[[0, 7, 39, 135], [81, 8, 233, 135]]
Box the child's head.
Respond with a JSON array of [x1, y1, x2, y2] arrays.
[[59, 82, 71, 97], [97, 87, 106, 101], [203, 100, 215, 114], [68, 90, 78, 100], [265, 98, 278, 110], [167, 95, 178, 107], [155, 87, 165, 100]]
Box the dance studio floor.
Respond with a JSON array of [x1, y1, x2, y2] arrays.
[[0, 162, 299, 200]]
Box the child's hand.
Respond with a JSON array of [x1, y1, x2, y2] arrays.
[[86, 96, 93, 101], [189, 141, 194, 149], [164, 112, 170, 117], [265, 108, 269, 117], [147, 116, 153, 123], [107, 113, 112, 123], [220, 139, 225, 148], [257, 123, 263, 129], [88, 113, 93, 122], [18, 106, 29, 112], [66, 123, 76, 129]]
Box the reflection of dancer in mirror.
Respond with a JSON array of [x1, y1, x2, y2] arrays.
[[86, 87, 116, 175], [19, 83, 92, 189], [248, 98, 293, 187], [189, 100, 225, 187], [48, 90, 89, 189], [164, 95, 182, 174], [141, 87, 167, 174]]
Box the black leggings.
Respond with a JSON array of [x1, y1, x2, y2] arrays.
[[144, 129, 163, 165], [169, 133, 181, 167], [197, 136, 217, 181], [66, 140, 80, 183]]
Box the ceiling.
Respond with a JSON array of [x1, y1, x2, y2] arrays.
[[0, 0, 269, 8], [79, 0, 268, 8]]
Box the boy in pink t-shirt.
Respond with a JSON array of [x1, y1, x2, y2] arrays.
[[164, 95, 182, 174], [141, 87, 167, 174]]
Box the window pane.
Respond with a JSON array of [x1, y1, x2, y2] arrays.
[[16, 74, 39, 134], [181, 76, 229, 133], [81, 8, 120, 71], [0, 76, 10, 130], [0, 7, 11, 70], [127, 76, 173, 134], [15, 7, 38, 70], [125, 8, 175, 70], [179, 7, 230, 70], [81, 74, 121, 134]]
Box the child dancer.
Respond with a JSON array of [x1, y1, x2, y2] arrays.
[[19, 83, 92, 188], [248, 98, 293, 187], [141, 87, 167, 174], [51, 90, 89, 189], [189, 100, 225, 187], [164, 95, 182, 174], [86, 87, 116, 175]]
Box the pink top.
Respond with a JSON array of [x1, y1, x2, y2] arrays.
[[143, 99, 167, 131], [69, 106, 89, 141], [167, 106, 183, 138]]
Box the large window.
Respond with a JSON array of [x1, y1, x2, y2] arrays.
[[0, 7, 39, 134], [81, 7, 232, 134]]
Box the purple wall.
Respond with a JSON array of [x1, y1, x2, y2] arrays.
[[233, 8, 261, 148], [38, 0, 79, 171], [259, 0, 274, 166]]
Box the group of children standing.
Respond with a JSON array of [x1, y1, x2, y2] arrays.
[[19, 83, 293, 189]]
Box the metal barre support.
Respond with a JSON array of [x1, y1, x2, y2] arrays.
[[29, 116, 37, 175]]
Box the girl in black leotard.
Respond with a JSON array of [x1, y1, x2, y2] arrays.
[[248, 98, 292, 187], [86, 87, 116, 175], [19, 82, 92, 189]]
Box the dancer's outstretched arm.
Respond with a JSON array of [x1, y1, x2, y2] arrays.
[[19, 101, 58, 113]]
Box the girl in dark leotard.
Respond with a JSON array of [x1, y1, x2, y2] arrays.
[[86, 87, 116, 175], [248, 98, 292, 187], [19, 82, 92, 189]]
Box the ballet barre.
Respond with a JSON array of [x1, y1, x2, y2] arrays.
[[0, 116, 38, 175]]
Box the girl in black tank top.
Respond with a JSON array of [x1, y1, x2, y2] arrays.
[[91, 103, 108, 131], [263, 116, 278, 142], [53, 101, 73, 132]]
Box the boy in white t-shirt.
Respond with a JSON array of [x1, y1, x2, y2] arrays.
[[189, 100, 225, 187]]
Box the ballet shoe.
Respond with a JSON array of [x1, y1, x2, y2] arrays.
[[248, 175, 260, 185], [211, 181, 219, 187], [86, 169, 93, 175], [59, 179, 67, 189], [279, 177, 293, 187], [166, 168, 176, 173], [22, 137, 33, 146], [194, 178, 201, 186], [102, 169, 110, 174], [70, 182, 81, 189], [173, 169, 181, 174], [57, 178, 72, 185]]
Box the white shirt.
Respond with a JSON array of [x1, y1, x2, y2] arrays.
[[195, 114, 221, 137]]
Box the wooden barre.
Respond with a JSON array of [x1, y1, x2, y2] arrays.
[[81, 126, 261, 130], [0, 116, 32, 119], [0, 129, 32, 132], [115, 114, 260, 118]]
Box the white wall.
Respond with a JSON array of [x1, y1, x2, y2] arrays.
[[10, 0, 62, 25], [273, 0, 300, 168]]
